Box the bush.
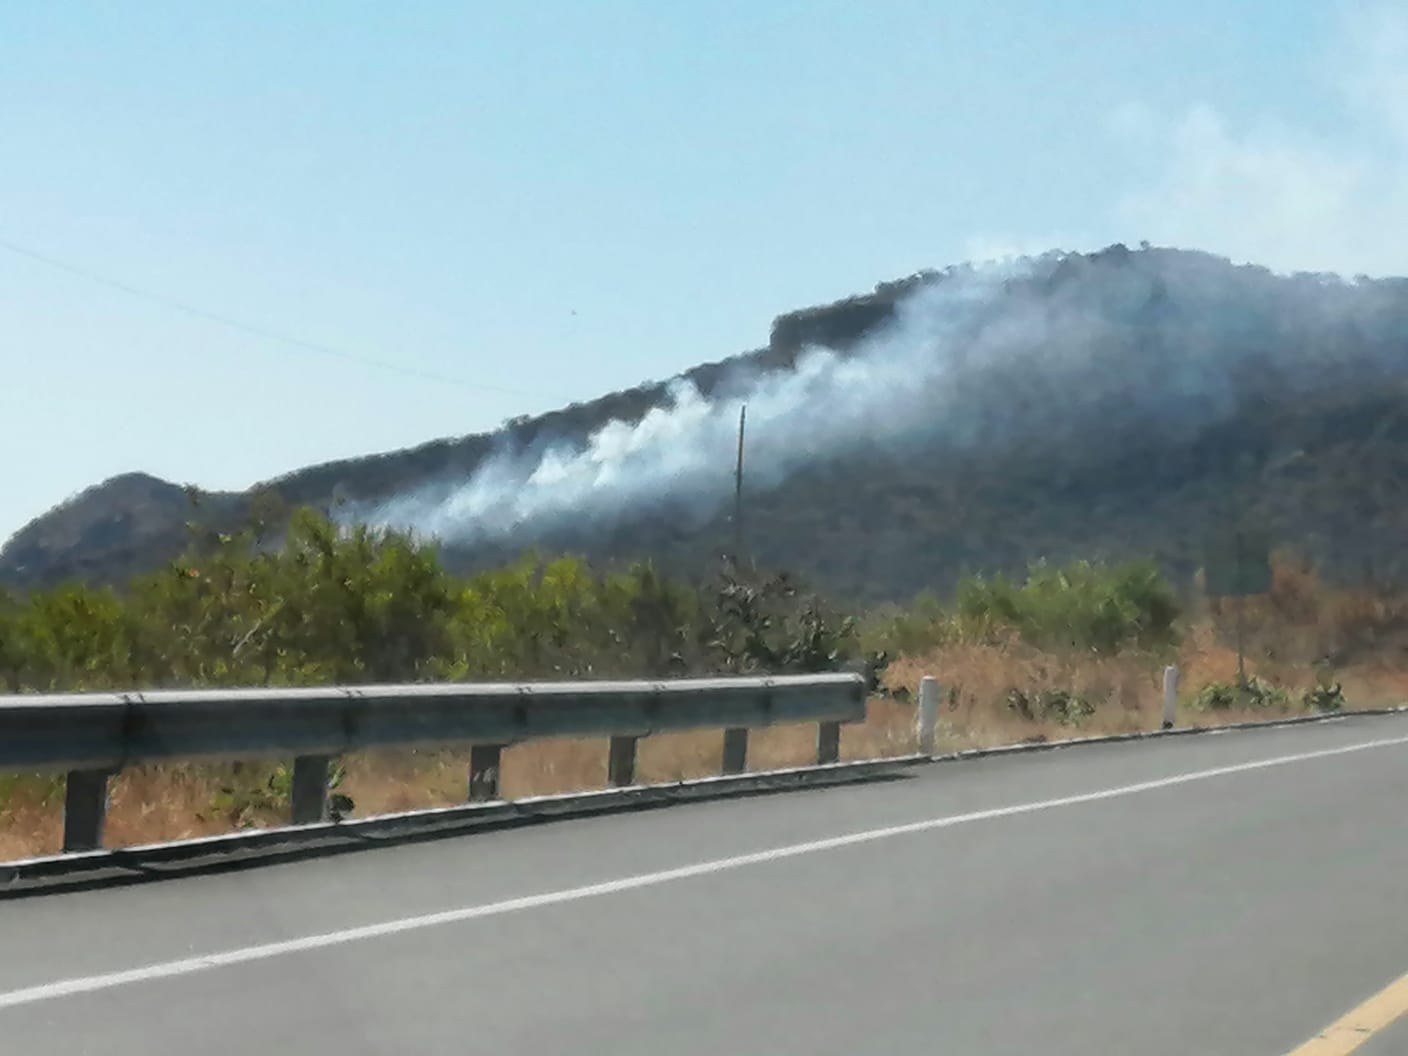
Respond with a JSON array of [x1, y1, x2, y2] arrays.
[[859, 593, 951, 659], [957, 559, 1180, 654], [206, 760, 353, 827], [1302, 682, 1345, 712], [704, 562, 868, 676], [1195, 677, 1291, 712], [1006, 687, 1097, 725]]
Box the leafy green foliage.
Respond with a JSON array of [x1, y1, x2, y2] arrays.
[[1005, 687, 1097, 726], [206, 759, 352, 827], [0, 588, 23, 693], [858, 593, 950, 661], [435, 554, 701, 680], [704, 562, 863, 675], [956, 559, 1180, 655], [0, 511, 865, 693], [1195, 677, 1291, 712], [1302, 682, 1346, 712], [6, 583, 136, 691], [0, 772, 64, 812]]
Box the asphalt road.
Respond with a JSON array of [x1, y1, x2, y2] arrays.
[[3, 714, 1408, 1055]]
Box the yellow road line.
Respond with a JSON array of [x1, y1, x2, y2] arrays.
[[1287, 970, 1408, 1055]]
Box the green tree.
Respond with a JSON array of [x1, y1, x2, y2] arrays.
[[14, 584, 132, 690], [0, 588, 24, 692]]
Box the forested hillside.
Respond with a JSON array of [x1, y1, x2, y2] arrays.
[[5, 245, 1407, 602]]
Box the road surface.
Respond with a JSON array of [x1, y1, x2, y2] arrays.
[[3, 714, 1408, 1055]]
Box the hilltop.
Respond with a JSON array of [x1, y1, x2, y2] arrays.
[[0, 267, 931, 590], [4, 245, 1408, 601]]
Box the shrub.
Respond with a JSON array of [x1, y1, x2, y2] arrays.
[[859, 593, 951, 659], [1006, 687, 1097, 725], [1195, 677, 1291, 712], [1302, 682, 1345, 712], [957, 559, 1180, 654], [207, 760, 353, 827], [703, 562, 866, 675]]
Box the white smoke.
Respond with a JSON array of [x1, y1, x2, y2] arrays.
[[357, 243, 1408, 549], [358, 256, 1039, 544], [1112, 3, 1408, 279]]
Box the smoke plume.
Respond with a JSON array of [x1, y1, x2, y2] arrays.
[[359, 246, 1408, 547]]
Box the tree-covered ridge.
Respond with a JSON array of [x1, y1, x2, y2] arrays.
[[6, 244, 1408, 602]]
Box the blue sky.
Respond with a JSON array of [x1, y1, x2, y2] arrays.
[[3, 0, 1404, 542]]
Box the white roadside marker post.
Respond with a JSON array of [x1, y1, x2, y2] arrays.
[[917, 676, 940, 755]]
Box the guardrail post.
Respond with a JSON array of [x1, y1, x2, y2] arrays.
[[469, 744, 503, 802], [1162, 665, 1180, 730], [62, 768, 111, 852], [290, 755, 332, 824], [917, 676, 940, 755], [608, 735, 638, 787], [815, 660, 866, 765], [721, 727, 748, 774]]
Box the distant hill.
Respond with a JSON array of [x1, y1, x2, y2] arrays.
[[5, 245, 1408, 602], [0, 473, 245, 589]]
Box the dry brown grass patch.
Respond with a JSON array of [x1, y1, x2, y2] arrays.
[[886, 639, 1166, 750]]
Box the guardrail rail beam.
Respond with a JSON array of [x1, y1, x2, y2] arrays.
[[2, 673, 867, 859]]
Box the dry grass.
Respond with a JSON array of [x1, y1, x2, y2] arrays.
[[880, 597, 1408, 756], [0, 795, 61, 862], [885, 641, 1149, 749], [6, 579, 1408, 863]]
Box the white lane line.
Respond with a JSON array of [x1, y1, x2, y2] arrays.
[[3, 731, 1408, 1011]]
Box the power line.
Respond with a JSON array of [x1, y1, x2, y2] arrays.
[[0, 233, 570, 401]]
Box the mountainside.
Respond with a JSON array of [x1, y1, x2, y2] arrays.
[[0, 474, 245, 590], [6, 245, 1408, 601]]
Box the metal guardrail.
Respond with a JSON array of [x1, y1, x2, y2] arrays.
[[0, 674, 866, 854]]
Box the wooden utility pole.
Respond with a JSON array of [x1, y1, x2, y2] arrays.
[[733, 405, 747, 564]]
